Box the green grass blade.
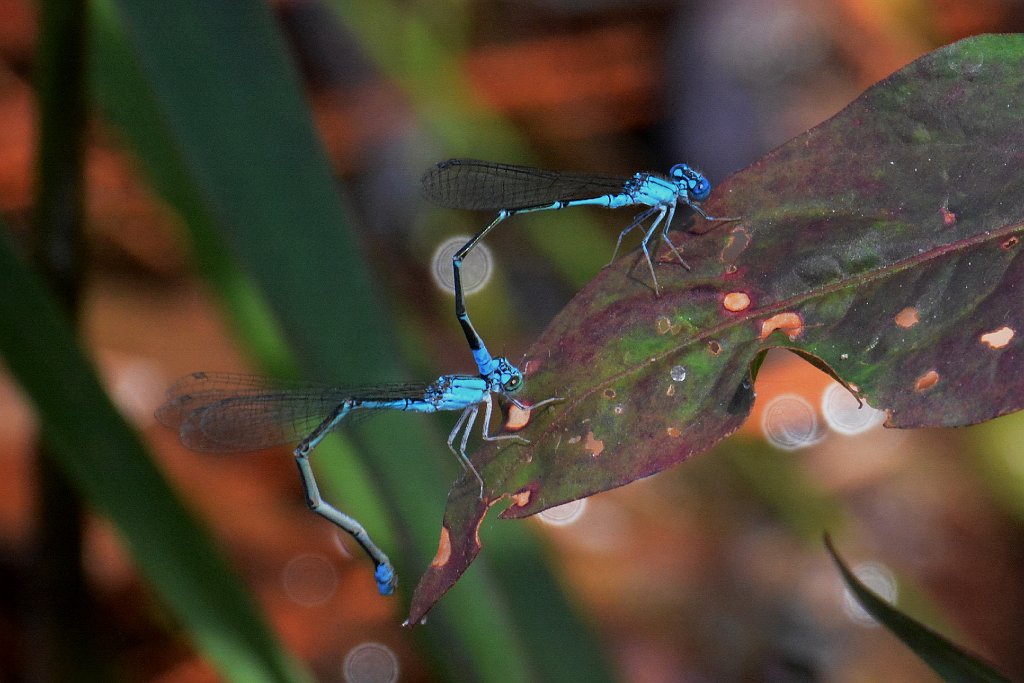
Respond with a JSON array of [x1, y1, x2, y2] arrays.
[[103, 0, 389, 383], [89, 0, 296, 376], [825, 535, 1010, 683], [0, 228, 310, 683]]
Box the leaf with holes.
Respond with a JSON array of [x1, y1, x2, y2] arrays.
[[408, 34, 1024, 623]]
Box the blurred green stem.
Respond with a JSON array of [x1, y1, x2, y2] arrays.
[[29, 0, 105, 680]]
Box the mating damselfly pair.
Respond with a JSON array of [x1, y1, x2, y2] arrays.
[[158, 159, 723, 594]]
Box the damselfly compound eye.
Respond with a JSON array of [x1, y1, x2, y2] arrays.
[[692, 177, 711, 201]]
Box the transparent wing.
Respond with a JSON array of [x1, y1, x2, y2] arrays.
[[155, 372, 431, 453], [422, 159, 632, 211]]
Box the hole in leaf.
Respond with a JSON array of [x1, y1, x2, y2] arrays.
[[980, 326, 1014, 349], [723, 291, 751, 312], [914, 370, 939, 392], [759, 312, 803, 340], [894, 307, 919, 328], [511, 490, 532, 508], [506, 404, 531, 430]]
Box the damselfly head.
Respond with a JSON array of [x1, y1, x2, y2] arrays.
[[670, 163, 711, 201], [492, 356, 524, 394]]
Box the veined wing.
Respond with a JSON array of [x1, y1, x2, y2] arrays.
[[422, 159, 632, 211], [156, 372, 431, 453]]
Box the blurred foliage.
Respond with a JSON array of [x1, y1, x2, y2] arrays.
[[0, 219, 311, 681]]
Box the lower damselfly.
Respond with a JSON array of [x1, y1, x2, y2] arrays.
[[157, 350, 558, 595]]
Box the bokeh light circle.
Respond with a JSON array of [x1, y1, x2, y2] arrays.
[[538, 499, 588, 526], [761, 394, 825, 450], [841, 562, 898, 627], [343, 642, 400, 683], [431, 236, 493, 295], [821, 382, 885, 435], [282, 553, 338, 607]]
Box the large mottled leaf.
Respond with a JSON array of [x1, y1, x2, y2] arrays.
[[409, 34, 1024, 622]]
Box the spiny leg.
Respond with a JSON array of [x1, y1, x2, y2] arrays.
[[652, 201, 741, 271], [637, 207, 668, 296], [507, 390, 565, 421], [523, 395, 565, 412], [293, 418, 396, 595], [688, 201, 741, 223], [479, 390, 529, 446], [653, 204, 691, 270], [448, 404, 485, 498], [457, 393, 566, 499], [448, 394, 534, 500], [505, 376, 566, 430], [608, 206, 660, 266]]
